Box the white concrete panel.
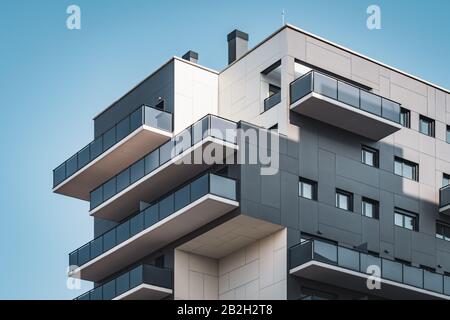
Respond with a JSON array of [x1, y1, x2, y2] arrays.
[[391, 83, 427, 115], [351, 55, 380, 85], [229, 260, 259, 290], [390, 71, 428, 97], [174, 59, 218, 134], [305, 38, 351, 78], [189, 271, 204, 299], [204, 275, 219, 300]]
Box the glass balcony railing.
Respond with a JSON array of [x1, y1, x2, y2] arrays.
[[289, 70, 401, 124], [53, 105, 173, 188], [70, 173, 237, 267], [89, 115, 237, 210], [75, 264, 172, 300], [289, 239, 450, 297], [264, 91, 281, 112], [440, 185, 450, 209]]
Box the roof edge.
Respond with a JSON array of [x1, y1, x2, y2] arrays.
[[221, 23, 450, 95], [92, 57, 218, 121]]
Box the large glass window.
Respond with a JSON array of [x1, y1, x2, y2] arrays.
[[261, 60, 282, 112], [443, 174, 450, 187], [360, 91, 382, 116], [361, 145, 379, 168], [419, 115, 435, 137], [394, 208, 418, 231], [362, 198, 379, 219], [394, 157, 419, 181], [447, 125, 450, 144], [436, 223, 450, 241], [400, 108, 411, 128], [299, 177, 317, 200], [336, 189, 353, 211]]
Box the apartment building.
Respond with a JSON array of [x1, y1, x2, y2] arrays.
[[53, 24, 450, 300]]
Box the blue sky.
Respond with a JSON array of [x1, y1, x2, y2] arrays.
[[0, 0, 448, 299]]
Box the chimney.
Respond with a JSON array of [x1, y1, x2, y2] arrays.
[[182, 50, 198, 64], [227, 29, 249, 64]]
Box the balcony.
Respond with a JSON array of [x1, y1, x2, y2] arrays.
[[75, 265, 172, 300], [289, 239, 450, 300], [69, 173, 239, 282], [89, 115, 238, 221], [264, 91, 281, 112], [289, 71, 402, 141], [53, 105, 173, 200], [439, 185, 450, 215]]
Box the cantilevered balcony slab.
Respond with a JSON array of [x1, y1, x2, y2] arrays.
[[88, 115, 238, 221], [90, 137, 237, 221], [290, 71, 402, 141], [54, 127, 171, 201], [177, 215, 284, 259], [289, 240, 450, 300], [76, 265, 173, 300], [53, 105, 173, 200], [439, 185, 450, 215], [69, 173, 239, 282]]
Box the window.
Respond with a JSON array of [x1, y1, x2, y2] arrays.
[[362, 198, 379, 219], [400, 108, 411, 128], [436, 222, 450, 241], [269, 123, 278, 132], [269, 84, 281, 97], [262, 60, 282, 112], [155, 99, 165, 110], [155, 255, 165, 268], [394, 208, 418, 231], [336, 189, 353, 211], [361, 145, 379, 168], [447, 125, 450, 144], [419, 115, 435, 137], [299, 178, 317, 200], [394, 157, 419, 181], [443, 174, 450, 187]]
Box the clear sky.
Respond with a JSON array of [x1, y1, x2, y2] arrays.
[[0, 0, 448, 300]]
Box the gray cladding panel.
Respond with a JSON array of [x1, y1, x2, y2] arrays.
[[94, 61, 174, 137]]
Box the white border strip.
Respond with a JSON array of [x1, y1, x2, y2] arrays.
[[112, 283, 173, 300]]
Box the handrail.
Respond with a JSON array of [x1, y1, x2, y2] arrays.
[[69, 172, 238, 267], [289, 70, 401, 124], [289, 239, 450, 297], [53, 104, 173, 187]]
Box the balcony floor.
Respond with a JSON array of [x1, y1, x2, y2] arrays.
[[70, 194, 239, 282], [290, 92, 402, 141], [177, 215, 283, 259], [54, 125, 172, 200], [89, 137, 237, 221], [290, 260, 449, 300]]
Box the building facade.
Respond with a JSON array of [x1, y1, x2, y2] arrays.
[[53, 24, 450, 300]]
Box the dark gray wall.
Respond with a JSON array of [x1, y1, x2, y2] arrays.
[[238, 117, 450, 299], [94, 61, 174, 138]]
